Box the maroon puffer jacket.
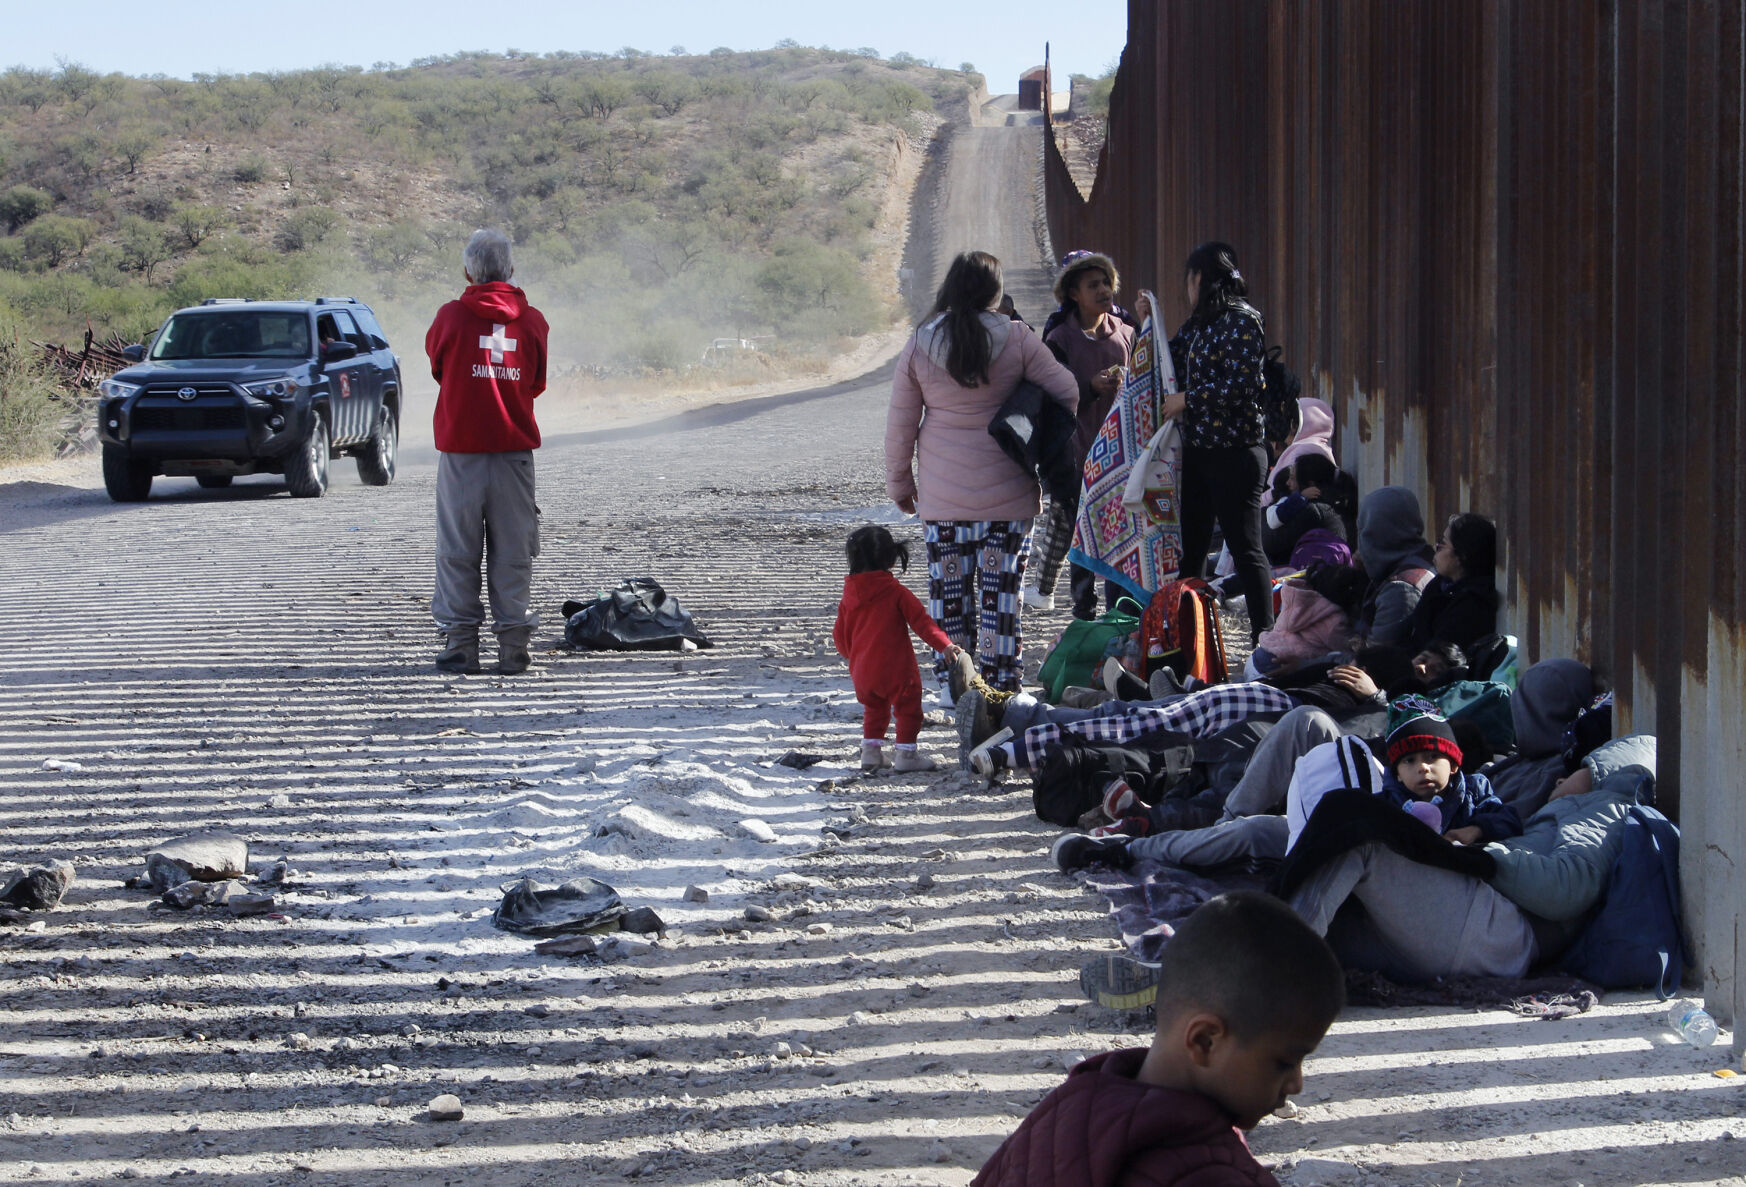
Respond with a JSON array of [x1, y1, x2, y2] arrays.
[[970, 1048, 1280, 1187]]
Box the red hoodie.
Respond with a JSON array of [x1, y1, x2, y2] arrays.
[[425, 282, 550, 453], [971, 1048, 1279, 1187], [832, 570, 954, 697]]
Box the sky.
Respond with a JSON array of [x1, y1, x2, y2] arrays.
[[5, 1, 1129, 91]]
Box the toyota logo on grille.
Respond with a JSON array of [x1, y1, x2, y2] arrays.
[[176, 387, 198, 402]]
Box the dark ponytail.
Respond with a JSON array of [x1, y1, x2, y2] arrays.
[[1185, 241, 1261, 327], [928, 251, 1003, 387]]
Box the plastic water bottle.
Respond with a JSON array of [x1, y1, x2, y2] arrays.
[[1667, 999, 1718, 1047]]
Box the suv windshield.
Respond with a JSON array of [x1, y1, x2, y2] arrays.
[[150, 311, 312, 360]]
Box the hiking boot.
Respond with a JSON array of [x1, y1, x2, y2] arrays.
[[946, 650, 979, 705], [435, 631, 481, 674], [955, 688, 999, 770], [1050, 832, 1135, 874], [1079, 952, 1163, 1010], [967, 726, 1014, 778], [497, 627, 534, 674], [1102, 656, 1151, 701], [892, 748, 937, 773], [1021, 585, 1054, 611], [860, 742, 892, 772]]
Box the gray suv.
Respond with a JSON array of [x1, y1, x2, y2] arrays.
[[97, 297, 402, 501]]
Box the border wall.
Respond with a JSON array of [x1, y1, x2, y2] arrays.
[[1044, 1, 1744, 1047]]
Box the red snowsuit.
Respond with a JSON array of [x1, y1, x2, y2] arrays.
[[971, 1048, 1279, 1187], [425, 282, 549, 453], [833, 570, 954, 744]]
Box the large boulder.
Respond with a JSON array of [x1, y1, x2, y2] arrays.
[[145, 832, 250, 892]]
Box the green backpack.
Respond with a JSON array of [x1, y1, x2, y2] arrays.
[[1035, 598, 1144, 704], [1435, 679, 1515, 758]]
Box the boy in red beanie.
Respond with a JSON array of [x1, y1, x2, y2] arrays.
[[972, 892, 1344, 1186], [1381, 696, 1521, 844], [425, 227, 550, 675]]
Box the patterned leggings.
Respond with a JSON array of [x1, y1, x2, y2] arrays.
[[925, 519, 1033, 692]]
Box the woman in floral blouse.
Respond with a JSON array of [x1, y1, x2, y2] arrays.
[[1161, 241, 1276, 639]]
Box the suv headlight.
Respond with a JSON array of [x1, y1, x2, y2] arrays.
[[243, 377, 302, 399], [98, 378, 141, 400]]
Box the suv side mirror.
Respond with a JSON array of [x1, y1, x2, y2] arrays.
[[121, 344, 146, 362], [321, 340, 359, 362]]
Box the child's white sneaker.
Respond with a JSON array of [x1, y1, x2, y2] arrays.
[[859, 742, 891, 772], [1021, 586, 1054, 610], [891, 748, 937, 773], [968, 727, 1014, 778]]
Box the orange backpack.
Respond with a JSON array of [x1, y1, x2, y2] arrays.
[[1139, 578, 1229, 685]]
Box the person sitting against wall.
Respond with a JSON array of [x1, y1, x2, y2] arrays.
[[1263, 453, 1357, 567], [1409, 512, 1500, 653], [1351, 486, 1438, 649]]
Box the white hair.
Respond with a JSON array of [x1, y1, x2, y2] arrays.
[[463, 228, 514, 283]]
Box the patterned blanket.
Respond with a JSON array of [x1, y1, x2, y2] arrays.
[[1068, 295, 1183, 602]]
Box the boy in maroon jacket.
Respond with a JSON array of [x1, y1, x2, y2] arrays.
[[973, 892, 1345, 1187], [425, 228, 550, 675]]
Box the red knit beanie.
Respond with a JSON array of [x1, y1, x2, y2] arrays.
[[1385, 705, 1464, 768]]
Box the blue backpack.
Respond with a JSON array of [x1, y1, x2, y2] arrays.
[[1557, 804, 1689, 996]]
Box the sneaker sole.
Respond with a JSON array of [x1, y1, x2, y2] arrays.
[[1079, 953, 1163, 1010], [955, 696, 980, 772]]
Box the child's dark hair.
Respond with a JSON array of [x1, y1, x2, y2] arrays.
[[846, 524, 909, 574], [1419, 641, 1470, 685], [1303, 560, 1368, 615], [1294, 453, 1338, 492], [1153, 891, 1344, 1039]]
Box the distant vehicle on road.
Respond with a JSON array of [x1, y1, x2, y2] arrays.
[[700, 337, 764, 364], [96, 297, 402, 501]]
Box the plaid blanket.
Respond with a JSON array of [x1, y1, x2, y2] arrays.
[[1068, 293, 1183, 602]]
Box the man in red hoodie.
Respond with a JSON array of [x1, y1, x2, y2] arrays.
[[425, 228, 550, 674], [971, 892, 1344, 1187]]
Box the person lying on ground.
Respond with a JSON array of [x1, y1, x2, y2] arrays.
[[1483, 658, 1598, 816], [1276, 733, 1656, 982], [956, 644, 1417, 784], [1262, 454, 1355, 566], [833, 524, 962, 775], [972, 892, 1344, 1187], [1350, 486, 1436, 649], [1409, 512, 1500, 652], [1411, 641, 1468, 687]]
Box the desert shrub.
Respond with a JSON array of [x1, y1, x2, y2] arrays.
[[0, 185, 51, 233], [0, 330, 67, 462], [22, 215, 94, 268], [277, 207, 340, 252], [233, 152, 269, 183]]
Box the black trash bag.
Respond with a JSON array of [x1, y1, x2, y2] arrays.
[[562, 578, 714, 651], [492, 876, 626, 936]]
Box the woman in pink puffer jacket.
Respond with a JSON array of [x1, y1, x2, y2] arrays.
[[885, 251, 1078, 693]]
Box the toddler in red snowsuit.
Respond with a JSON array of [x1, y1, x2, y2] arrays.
[[833, 525, 960, 773]]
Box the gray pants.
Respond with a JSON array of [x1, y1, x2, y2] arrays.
[[1286, 842, 1537, 980], [433, 450, 539, 637], [1128, 815, 1289, 870], [1221, 706, 1343, 819]]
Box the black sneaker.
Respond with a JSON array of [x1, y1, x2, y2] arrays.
[[1079, 953, 1163, 1010], [1049, 833, 1135, 874]]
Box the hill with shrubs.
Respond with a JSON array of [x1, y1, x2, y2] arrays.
[[0, 45, 977, 394]]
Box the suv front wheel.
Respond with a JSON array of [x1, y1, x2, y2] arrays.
[[285, 414, 330, 498], [356, 406, 397, 486], [102, 446, 153, 502]]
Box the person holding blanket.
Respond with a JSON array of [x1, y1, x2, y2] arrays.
[[886, 251, 1079, 694], [1025, 251, 1136, 617]]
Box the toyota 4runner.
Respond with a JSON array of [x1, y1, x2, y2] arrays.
[[97, 297, 402, 501]]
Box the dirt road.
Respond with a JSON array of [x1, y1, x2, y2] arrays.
[[2, 113, 1743, 1187]]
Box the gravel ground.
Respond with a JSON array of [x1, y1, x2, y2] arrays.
[[1, 114, 1743, 1187]]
